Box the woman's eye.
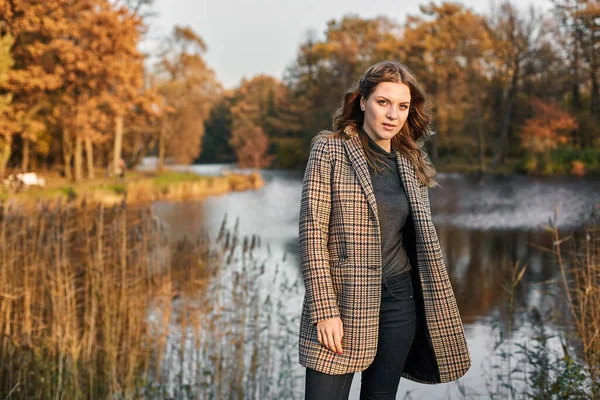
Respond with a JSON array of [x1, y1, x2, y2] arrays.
[[400, 105, 408, 110], [378, 100, 387, 106]]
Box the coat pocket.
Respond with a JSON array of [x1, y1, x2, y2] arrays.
[[329, 257, 351, 269]]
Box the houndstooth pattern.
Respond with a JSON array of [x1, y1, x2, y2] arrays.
[[298, 133, 471, 383]]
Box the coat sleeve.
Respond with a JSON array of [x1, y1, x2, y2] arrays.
[[299, 137, 340, 326]]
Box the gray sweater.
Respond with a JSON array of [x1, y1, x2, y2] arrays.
[[365, 133, 412, 280]]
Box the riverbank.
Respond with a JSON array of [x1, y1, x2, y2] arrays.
[[1, 169, 265, 206], [434, 153, 600, 177], [434, 157, 519, 175]]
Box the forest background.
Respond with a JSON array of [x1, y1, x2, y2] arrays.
[[0, 0, 598, 183]]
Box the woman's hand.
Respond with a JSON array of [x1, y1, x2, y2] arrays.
[[316, 317, 344, 354]]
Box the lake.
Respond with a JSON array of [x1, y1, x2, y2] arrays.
[[153, 164, 600, 399]]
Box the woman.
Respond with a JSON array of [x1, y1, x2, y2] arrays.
[[298, 61, 470, 399]]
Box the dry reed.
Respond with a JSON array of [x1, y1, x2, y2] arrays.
[[0, 197, 300, 399], [550, 206, 600, 396], [0, 198, 178, 399]]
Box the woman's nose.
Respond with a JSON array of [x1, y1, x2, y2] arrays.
[[387, 107, 398, 120]]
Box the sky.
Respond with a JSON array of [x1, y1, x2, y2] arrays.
[[145, 0, 553, 89]]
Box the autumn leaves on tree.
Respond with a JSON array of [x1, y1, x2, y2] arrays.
[[279, 1, 598, 175], [0, 0, 598, 179], [0, 0, 154, 180], [0, 0, 218, 180], [155, 26, 220, 171]]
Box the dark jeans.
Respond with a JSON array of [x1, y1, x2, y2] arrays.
[[304, 271, 417, 400]]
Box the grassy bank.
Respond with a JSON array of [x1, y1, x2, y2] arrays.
[[435, 150, 600, 177], [435, 157, 520, 175], [1, 169, 265, 206]]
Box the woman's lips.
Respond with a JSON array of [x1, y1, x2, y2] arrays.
[[382, 123, 396, 130]]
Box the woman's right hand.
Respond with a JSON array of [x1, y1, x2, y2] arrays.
[[316, 317, 344, 354]]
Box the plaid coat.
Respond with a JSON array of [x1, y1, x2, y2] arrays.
[[298, 131, 471, 383]]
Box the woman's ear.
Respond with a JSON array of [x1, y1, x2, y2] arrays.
[[360, 96, 365, 111]]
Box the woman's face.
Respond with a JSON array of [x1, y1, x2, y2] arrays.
[[360, 81, 411, 149]]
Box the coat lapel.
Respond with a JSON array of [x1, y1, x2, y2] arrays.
[[343, 133, 427, 227], [343, 135, 379, 223], [395, 151, 426, 221]]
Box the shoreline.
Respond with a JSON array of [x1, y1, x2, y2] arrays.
[[2, 169, 265, 207]]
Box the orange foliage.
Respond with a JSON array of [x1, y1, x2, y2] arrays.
[[228, 78, 275, 168], [570, 160, 586, 176], [155, 26, 220, 168], [401, 3, 492, 149], [229, 114, 272, 169], [1, 0, 151, 178], [520, 100, 578, 154], [286, 15, 402, 138]]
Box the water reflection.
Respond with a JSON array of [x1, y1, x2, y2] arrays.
[[438, 226, 557, 323]]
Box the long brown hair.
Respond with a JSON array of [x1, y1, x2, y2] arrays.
[[314, 60, 437, 187]]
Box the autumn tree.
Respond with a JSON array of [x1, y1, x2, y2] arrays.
[[0, 33, 12, 113], [230, 102, 271, 169], [403, 2, 492, 166], [54, 2, 148, 181], [0, 33, 16, 177], [0, 0, 151, 180], [118, 86, 162, 169], [279, 3, 596, 173], [487, 2, 550, 165], [554, 0, 599, 113], [228, 76, 282, 168], [155, 26, 220, 171], [262, 81, 305, 168], [309, 15, 402, 93], [520, 99, 578, 173], [225, 74, 302, 167], [285, 15, 402, 147], [117, 0, 156, 19], [552, 0, 600, 149], [108, 0, 162, 178], [0, 1, 63, 178]]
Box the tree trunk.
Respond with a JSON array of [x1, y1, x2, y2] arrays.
[[157, 117, 167, 172], [20, 101, 48, 172], [113, 116, 124, 176], [475, 86, 485, 175], [85, 138, 94, 179], [571, 35, 583, 111], [21, 137, 30, 171], [74, 136, 83, 182], [590, 68, 599, 115], [0, 134, 12, 178], [493, 59, 520, 165], [62, 128, 73, 180], [130, 135, 154, 169]]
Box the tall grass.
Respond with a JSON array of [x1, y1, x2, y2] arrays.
[[149, 215, 303, 399], [551, 207, 600, 397], [482, 208, 600, 399], [0, 198, 174, 398], [0, 198, 301, 399]]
